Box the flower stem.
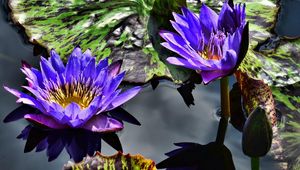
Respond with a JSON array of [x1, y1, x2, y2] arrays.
[[216, 77, 230, 144], [251, 157, 260, 170]]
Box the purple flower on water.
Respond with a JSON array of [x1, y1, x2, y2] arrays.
[[4, 47, 141, 132], [160, 1, 249, 84]]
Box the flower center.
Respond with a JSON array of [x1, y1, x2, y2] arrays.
[[198, 31, 226, 60], [48, 81, 101, 109]]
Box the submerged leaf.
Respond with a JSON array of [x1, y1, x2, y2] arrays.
[[63, 151, 157, 170], [235, 71, 277, 126]]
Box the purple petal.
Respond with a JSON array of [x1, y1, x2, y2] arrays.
[[234, 3, 246, 28], [48, 102, 64, 113], [50, 49, 65, 73], [21, 67, 42, 88], [103, 71, 125, 96], [31, 68, 45, 88], [40, 57, 58, 82], [82, 114, 123, 133], [181, 7, 201, 37], [218, 3, 236, 33], [201, 70, 231, 84], [166, 57, 200, 70], [220, 50, 238, 70], [96, 58, 109, 74], [100, 89, 121, 112], [48, 110, 68, 123], [171, 21, 202, 51], [160, 31, 209, 66], [64, 102, 81, 120], [70, 47, 82, 57], [81, 49, 93, 69], [110, 86, 141, 109], [4, 86, 45, 112], [82, 57, 96, 79], [95, 68, 108, 87], [77, 104, 98, 122], [200, 4, 218, 40], [161, 41, 211, 68], [24, 114, 67, 129], [108, 60, 122, 77], [172, 12, 188, 27], [65, 55, 81, 83]]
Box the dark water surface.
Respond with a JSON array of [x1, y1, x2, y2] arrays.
[[275, 0, 300, 37], [0, 0, 299, 170]]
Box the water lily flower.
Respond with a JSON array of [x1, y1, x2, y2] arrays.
[[4, 47, 141, 132], [160, 2, 249, 84]]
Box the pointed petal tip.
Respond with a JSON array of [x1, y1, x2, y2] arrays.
[[21, 60, 31, 68], [24, 114, 66, 129]]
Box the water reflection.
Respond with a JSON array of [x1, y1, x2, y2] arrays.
[[17, 125, 122, 163]]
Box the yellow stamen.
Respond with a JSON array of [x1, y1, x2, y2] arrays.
[[198, 51, 221, 60], [48, 82, 100, 109]]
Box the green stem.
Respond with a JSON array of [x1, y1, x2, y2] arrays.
[[251, 157, 260, 170], [216, 77, 230, 144]]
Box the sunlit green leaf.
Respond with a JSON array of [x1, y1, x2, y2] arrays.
[[63, 151, 157, 170], [9, 0, 172, 83], [272, 82, 300, 169]]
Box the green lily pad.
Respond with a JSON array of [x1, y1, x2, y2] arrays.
[[272, 82, 300, 169], [63, 151, 157, 170], [8, 0, 172, 83], [8, 0, 300, 85]]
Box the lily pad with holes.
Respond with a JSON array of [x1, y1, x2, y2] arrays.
[[63, 151, 157, 170]]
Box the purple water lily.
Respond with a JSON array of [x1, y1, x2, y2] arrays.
[[4, 47, 141, 132], [160, 1, 249, 84]]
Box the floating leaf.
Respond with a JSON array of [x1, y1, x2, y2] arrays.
[[242, 107, 273, 157], [272, 82, 300, 169], [8, 0, 300, 85], [8, 0, 172, 83], [63, 151, 157, 170]]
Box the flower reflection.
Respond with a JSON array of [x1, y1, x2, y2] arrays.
[[17, 125, 123, 163]]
